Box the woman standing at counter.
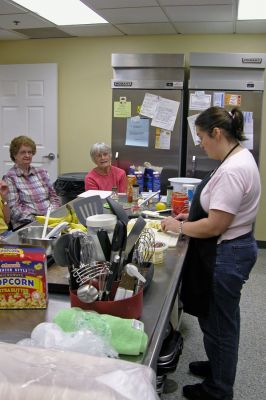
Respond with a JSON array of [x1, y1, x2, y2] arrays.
[[161, 107, 261, 400], [0, 180, 10, 237], [85, 142, 127, 192], [3, 136, 61, 230]]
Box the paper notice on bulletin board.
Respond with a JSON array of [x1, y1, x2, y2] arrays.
[[187, 114, 201, 146], [151, 98, 180, 131], [139, 93, 159, 118], [125, 117, 149, 147], [114, 101, 131, 118], [243, 111, 254, 150], [189, 91, 211, 110], [224, 94, 241, 107], [155, 128, 171, 149]]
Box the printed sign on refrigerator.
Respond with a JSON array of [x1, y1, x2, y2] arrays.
[[189, 91, 211, 110], [155, 128, 171, 150], [187, 114, 201, 146], [125, 116, 149, 147], [224, 94, 241, 107], [151, 97, 180, 131]]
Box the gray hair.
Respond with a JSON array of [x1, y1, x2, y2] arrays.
[[90, 142, 112, 161]]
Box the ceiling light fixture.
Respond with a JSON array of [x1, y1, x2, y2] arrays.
[[238, 0, 266, 20], [12, 0, 108, 25]]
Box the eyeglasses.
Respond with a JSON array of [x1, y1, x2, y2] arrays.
[[17, 150, 33, 156]]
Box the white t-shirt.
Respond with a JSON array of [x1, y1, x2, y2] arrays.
[[200, 147, 261, 243]]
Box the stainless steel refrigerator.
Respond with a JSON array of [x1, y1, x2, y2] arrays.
[[186, 52, 266, 178], [111, 53, 185, 178]]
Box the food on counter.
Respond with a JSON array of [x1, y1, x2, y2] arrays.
[[0, 245, 47, 309], [35, 204, 86, 231], [155, 201, 167, 211]]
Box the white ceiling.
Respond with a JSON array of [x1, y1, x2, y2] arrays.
[[0, 0, 265, 40]]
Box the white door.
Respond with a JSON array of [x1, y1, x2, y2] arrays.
[[0, 63, 58, 182]]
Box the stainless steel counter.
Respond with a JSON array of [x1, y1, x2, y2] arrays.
[[0, 200, 188, 371]]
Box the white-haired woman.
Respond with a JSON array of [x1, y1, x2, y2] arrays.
[[85, 142, 127, 192]]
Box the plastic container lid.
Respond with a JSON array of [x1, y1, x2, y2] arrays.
[[86, 214, 117, 229]]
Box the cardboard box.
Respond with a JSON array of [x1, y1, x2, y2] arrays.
[[0, 244, 48, 309]]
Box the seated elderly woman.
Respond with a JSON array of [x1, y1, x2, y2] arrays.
[[3, 135, 61, 230], [85, 143, 127, 192], [0, 180, 10, 238]]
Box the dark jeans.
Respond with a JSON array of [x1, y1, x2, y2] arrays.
[[198, 232, 257, 399]]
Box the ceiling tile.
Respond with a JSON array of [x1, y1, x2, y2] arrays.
[[14, 27, 72, 39], [158, 0, 233, 5], [0, 12, 54, 29], [98, 7, 168, 24], [174, 21, 234, 34], [236, 20, 266, 34], [82, 0, 158, 9], [60, 24, 124, 37], [0, 27, 27, 39], [164, 5, 233, 22], [0, 0, 27, 14], [115, 22, 177, 35]]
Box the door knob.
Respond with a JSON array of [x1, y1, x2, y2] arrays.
[[43, 152, 55, 160]]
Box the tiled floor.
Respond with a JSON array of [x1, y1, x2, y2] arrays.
[[161, 248, 266, 400]]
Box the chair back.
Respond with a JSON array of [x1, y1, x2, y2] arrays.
[[160, 167, 179, 195]]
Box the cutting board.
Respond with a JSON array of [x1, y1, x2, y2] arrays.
[[152, 228, 179, 248], [127, 218, 179, 248]]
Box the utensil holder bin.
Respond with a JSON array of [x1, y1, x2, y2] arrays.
[[69, 282, 143, 319]]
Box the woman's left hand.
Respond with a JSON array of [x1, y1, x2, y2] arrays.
[[161, 216, 180, 233], [0, 180, 9, 197]]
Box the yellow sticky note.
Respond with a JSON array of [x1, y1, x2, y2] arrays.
[[114, 101, 131, 118]]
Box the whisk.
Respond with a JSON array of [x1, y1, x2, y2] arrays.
[[134, 228, 156, 268]]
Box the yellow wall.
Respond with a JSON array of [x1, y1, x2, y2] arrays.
[[0, 34, 266, 240]]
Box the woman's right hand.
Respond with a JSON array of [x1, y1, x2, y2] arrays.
[[174, 212, 188, 221]]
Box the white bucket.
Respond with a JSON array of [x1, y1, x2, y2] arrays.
[[168, 177, 201, 193]]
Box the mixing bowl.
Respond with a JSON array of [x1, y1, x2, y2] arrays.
[[18, 225, 58, 256]]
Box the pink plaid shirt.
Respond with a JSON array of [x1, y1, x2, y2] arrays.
[[3, 165, 61, 229]]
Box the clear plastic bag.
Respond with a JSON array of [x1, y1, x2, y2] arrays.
[[17, 321, 117, 359]]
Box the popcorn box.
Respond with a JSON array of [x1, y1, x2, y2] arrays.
[[0, 244, 48, 309]]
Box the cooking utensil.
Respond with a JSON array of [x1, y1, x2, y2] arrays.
[[73, 195, 104, 226], [41, 206, 51, 238], [110, 220, 125, 260], [141, 210, 165, 219], [138, 190, 160, 206], [77, 284, 99, 303], [97, 229, 111, 261], [53, 233, 73, 266], [106, 197, 129, 226], [45, 221, 69, 239], [102, 254, 120, 301], [125, 263, 146, 283], [124, 216, 146, 262], [18, 225, 57, 256], [135, 228, 156, 268]]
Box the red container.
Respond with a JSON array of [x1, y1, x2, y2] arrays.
[[69, 283, 143, 319], [171, 192, 189, 215]]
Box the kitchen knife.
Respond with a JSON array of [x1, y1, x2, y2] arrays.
[[97, 229, 111, 261], [102, 254, 120, 301], [110, 220, 126, 262], [106, 197, 129, 226], [124, 216, 146, 262]]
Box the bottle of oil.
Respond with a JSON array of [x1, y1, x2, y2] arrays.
[[111, 186, 119, 201]]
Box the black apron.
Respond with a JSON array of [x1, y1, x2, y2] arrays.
[[180, 143, 239, 318], [180, 171, 218, 318]]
